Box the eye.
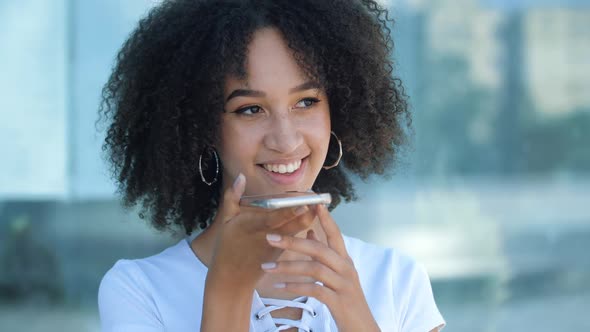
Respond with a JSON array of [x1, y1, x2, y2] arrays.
[[234, 105, 262, 115], [294, 97, 320, 109]]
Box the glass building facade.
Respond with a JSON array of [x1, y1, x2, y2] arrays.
[[1, 0, 589, 331]]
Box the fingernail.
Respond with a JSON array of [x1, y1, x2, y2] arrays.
[[232, 173, 245, 190], [261, 262, 277, 270], [266, 233, 281, 242], [294, 205, 308, 216], [273, 282, 286, 289]]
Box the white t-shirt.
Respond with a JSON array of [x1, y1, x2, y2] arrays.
[[98, 235, 445, 332]]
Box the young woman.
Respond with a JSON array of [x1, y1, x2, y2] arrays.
[[97, 0, 445, 331]]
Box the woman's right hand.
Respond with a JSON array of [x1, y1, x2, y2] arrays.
[[207, 173, 316, 288], [200, 173, 316, 331]]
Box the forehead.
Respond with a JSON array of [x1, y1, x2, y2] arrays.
[[224, 28, 310, 94]]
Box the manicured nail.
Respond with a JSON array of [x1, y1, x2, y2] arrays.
[[266, 233, 282, 242], [294, 205, 308, 216], [273, 282, 286, 289], [261, 262, 277, 270]]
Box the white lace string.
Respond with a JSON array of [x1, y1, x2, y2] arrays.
[[257, 296, 316, 332], [272, 318, 311, 331]]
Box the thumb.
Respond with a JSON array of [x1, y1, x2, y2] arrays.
[[219, 173, 246, 223]]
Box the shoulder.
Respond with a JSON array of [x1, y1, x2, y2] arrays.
[[99, 239, 204, 297], [99, 239, 194, 290], [98, 239, 205, 331], [343, 234, 433, 284], [343, 234, 421, 279], [98, 257, 164, 330], [343, 235, 446, 332]]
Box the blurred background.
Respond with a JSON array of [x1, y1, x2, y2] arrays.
[[1, 0, 589, 331]]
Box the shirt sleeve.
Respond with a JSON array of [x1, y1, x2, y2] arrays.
[[393, 253, 446, 332], [98, 260, 165, 332]]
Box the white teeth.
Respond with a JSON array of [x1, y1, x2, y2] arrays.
[[263, 159, 302, 174]]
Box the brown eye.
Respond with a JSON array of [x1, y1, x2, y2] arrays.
[[294, 98, 320, 109], [234, 105, 262, 115]]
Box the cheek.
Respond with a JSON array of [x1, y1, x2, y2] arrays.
[[303, 109, 331, 159], [218, 122, 258, 166], [314, 110, 331, 150], [218, 122, 241, 168]]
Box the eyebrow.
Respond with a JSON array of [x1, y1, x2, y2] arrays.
[[225, 81, 321, 102]]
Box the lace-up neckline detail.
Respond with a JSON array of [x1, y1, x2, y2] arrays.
[[257, 296, 317, 332]]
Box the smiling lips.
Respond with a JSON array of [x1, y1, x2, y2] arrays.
[[258, 157, 307, 185], [262, 159, 302, 174]]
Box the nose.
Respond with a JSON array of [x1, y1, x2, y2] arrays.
[[263, 112, 303, 154]]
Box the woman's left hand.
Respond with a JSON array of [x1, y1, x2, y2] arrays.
[[263, 204, 381, 332]]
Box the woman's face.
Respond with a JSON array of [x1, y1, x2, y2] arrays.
[[219, 28, 331, 196]]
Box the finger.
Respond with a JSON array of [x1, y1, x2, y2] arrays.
[[263, 205, 310, 230], [262, 260, 345, 291], [233, 204, 310, 234], [273, 208, 316, 235], [274, 281, 336, 307], [307, 229, 319, 241], [317, 204, 348, 258], [218, 173, 246, 223], [266, 234, 350, 273]]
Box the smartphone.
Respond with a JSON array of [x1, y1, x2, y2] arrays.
[[240, 191, 332, 209]]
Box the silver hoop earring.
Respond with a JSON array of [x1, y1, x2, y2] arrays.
[[198, 148, 219, 186], [323, 131, 342, 170]]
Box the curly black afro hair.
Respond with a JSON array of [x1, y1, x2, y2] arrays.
[[98, 0, 410, 235]]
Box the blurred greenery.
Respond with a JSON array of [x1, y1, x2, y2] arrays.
[[523, 110, 590, 172], [0, 214, 64, 304]]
